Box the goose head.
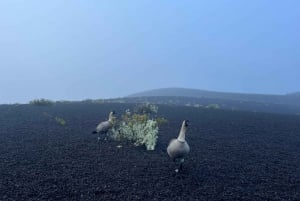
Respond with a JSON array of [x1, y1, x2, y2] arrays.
[[182, 119, 189, 131], [184, 119, 190, 127], [108, 110, 116, 122]]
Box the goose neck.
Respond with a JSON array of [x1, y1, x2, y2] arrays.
[[177, 129, 186, 142]]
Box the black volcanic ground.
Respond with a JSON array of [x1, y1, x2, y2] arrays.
[[0, 102, 300, 200]]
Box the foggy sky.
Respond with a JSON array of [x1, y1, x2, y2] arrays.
[[0, 1, 299, 103]]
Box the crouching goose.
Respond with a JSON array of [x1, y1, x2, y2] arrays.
[[167, 120, 190, 173], [92, 111, 116, 141]]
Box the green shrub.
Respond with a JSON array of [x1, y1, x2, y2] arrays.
[[134, 102, 158, 115], [55, 117, 66, 126], [206, 103, 220, 109], [42, 112, 66, 126], [156, 117, 168, 126], [111, 104, 164, 151], [29, 98, 54, 106]]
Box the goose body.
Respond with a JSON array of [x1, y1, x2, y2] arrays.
[[167, 120, 190, 172], [92, 111, 116, 140], [167, 139, 190, 160], [94, 120, 112, 134]]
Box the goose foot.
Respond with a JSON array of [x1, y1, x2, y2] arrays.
[[179, 163, 183, 171]]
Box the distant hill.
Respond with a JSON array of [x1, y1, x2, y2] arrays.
[[128, 88, 300, 107]]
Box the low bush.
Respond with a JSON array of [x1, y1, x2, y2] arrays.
[[55, 117, 66, 126], [111, 103, 166, 151], [206, 103, 220, 109], [29, 98, 54, 106]]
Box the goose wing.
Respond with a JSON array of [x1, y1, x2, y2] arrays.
[[96, 121, 112, 133]]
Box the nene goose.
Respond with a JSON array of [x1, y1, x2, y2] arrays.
[[167, 120, 190, 173], [92, 111, 116, 141]]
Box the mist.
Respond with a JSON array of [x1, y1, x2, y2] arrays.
[[1, 1, 299, 104]]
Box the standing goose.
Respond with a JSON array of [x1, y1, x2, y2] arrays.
[[92, 111, 116, 141], [167, 120, 190, 173]]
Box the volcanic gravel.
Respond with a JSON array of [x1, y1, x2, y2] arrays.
[[0, 103, 299, 200]]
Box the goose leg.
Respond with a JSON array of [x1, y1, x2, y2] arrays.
[[102, 131, 110, 141], [175, 164, 182, 173], [173, 159, 179, 173], [179, 162, 183, 172], [175, 158, 185, 173], [179, 158, 185, 172]]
